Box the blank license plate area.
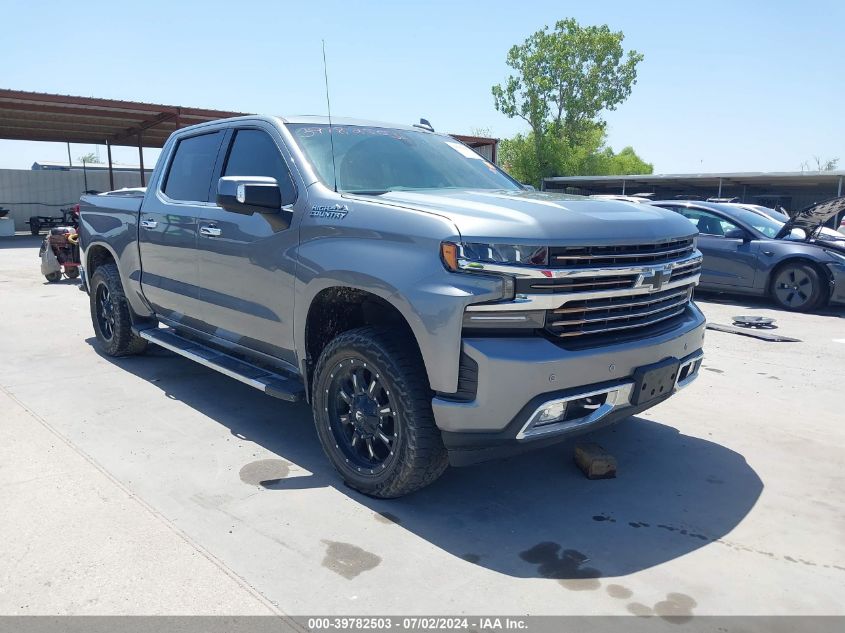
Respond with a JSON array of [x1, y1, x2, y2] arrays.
[[632, 358, 680, 406]]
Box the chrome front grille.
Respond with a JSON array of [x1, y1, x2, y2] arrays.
[[464, 237, 702, 343], [518, 274, 634, 294], [545, 286, 693, 339], [548, 238, 696, 268], [669, 258, 702, 283]]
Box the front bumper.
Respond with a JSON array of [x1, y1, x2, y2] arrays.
[[827, 262, 845, 305], [433, 304, 706, 465]]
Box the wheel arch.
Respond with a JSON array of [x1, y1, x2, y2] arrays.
[[767, 256, 832, 288], [85, 241, 119, 278], [766, 256, 831, 305], [299, 282, 424, 401]]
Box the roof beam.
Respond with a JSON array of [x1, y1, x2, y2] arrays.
[[0, 116, 139, 133], [0, 88, 181, 114], [111, 111, 178, 143], [0, 127, 171, 147], [0, 100, 166, 121]]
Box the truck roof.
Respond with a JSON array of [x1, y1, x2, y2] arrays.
[[177, 114, 435, 135], [279, 115, 428, 132]]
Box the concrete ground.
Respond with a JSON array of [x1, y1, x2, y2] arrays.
[[0, 234, 843, 616]]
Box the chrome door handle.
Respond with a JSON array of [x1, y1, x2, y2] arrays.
[[200, 225, 222, 237], [140, 219, 157, 229]]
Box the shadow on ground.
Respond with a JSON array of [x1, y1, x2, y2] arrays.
[[695, 289, 845, 318], [88, 338, 763, 583], [0, 234, 43, 250]]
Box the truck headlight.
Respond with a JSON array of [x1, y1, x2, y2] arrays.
[[441, 241, 534, 301], [443, 242, 548, 268]]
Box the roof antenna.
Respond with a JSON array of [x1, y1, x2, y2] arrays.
[[322, 40, 338, 193], [414, 118, 434, 132]]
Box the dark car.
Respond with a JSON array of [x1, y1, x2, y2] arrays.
[[650, 199, 845, 311]]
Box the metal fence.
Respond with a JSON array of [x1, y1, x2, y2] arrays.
[[0, 168, 150, 231]]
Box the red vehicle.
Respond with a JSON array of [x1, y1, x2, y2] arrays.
[[39, 225, 81, 282]]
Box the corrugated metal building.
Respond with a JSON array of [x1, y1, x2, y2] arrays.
[[0, 168, 150, 230], [31, 160, 152, 173]]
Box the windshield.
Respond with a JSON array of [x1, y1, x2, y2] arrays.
[[287, 124, 520, 194]]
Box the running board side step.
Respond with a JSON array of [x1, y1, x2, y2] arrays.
[[137, 327, 305, 402]]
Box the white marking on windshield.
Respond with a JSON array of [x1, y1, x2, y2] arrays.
[[445, 141, 482, 159]]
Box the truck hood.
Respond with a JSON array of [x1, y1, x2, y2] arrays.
[[372, 189, 697, 245]]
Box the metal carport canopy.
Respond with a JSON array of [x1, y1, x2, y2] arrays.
[[544, 171, 845, 190], [0, 88, 498, 188], [0, 89, 245, 148]]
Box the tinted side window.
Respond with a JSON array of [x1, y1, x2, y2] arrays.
[[678, 209, 738, 236], [163, 132, 223, 202], [223, 129, 297, 204]]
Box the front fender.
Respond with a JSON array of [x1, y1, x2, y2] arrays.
[[294, 239, 502, 393]]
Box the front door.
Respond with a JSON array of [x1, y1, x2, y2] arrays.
[[194, 125, 302, 366], [674, 207, 758, 288], [139, 130, 224, 324]]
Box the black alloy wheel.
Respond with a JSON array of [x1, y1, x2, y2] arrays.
[[96, 284, 116, 340], [771, 263, 824, 312], [87, 263, 148, 356], [326, 358, 399, 474], [311, 327, 448, 498]]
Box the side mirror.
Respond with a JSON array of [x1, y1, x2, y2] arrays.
[[724, 227, 751, 241], [217, 176, 290, 215]]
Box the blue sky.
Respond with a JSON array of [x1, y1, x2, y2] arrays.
[[1, 0, 842, 174]]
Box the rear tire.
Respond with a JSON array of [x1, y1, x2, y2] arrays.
[[89, 263, 148, 356], [45, 271, 62, 282], [311, 326, 448, 498], [65, 266, 80, 279], [29, 218, 41, 236], [770, 263, 825, 312]]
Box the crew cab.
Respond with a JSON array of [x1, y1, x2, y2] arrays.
[[79, 115, 706, 497]]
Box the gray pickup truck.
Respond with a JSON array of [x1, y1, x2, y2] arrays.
[[79, 115, 706, 497]]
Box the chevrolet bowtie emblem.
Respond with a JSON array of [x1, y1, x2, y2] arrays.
[[638, 265, 673, 290]]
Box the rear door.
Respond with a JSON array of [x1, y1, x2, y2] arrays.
[[193, 124, 301, 365], [139, 130, 224, 324]]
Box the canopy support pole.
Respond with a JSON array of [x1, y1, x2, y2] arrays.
[[106, 140, 114, 191], [138, 133, 146, 186]]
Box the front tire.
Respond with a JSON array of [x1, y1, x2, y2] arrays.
[[45, 271, 62, 282], [770, 263, 825, 312], [89, 263, 148, 356], [65, 266, 80, 279], [311, 326, 448, 498]]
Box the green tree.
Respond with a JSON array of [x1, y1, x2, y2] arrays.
[[499, 124, 652, 184], [492, 18, 645, 186], [77, 152, 98, 164], [799, 156, 839, 172]]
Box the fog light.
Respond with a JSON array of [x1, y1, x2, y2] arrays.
[[536, 401, 567, 426]]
